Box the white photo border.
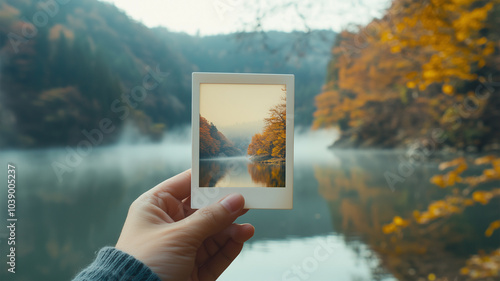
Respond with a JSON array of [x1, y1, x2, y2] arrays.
[[191, 72, 294, 209]]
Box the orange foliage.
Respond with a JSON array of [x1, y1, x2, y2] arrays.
[[200, 115, 220, 157], [460, 249, 500, 279], [485, 220, 500, 237], [313, 0, 497, 148], [382, 0, 495, 90], [384, 156, 500, 240], [382, 216, 410, 234], [248, 98, 286, 159]]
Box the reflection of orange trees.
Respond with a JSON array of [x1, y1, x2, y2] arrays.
[[313, 0, 499, 149], [314, 160, 497, 280], [248, 95, 286, 159], [315, 165, 397, 237], [383, 156, 500, 279], [247, 162, 285, 187], [199, 161, 229, 187]]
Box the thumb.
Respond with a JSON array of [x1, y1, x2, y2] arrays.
[[184, 193, 245, 240]]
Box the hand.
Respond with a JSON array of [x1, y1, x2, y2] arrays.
[[115, 169, 254, 281]]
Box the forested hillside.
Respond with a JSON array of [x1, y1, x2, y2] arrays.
[[0, 0, 334, 148], [199, 115, 242, 158], [0, 0, 191, 147], [314, 0, 499, 151], [154, 28, 335, 128]]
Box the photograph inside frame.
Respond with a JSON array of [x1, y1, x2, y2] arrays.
[[199, 83, 287, 188]]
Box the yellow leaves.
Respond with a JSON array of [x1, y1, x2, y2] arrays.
[[484, 169, 499, 179], [430, 172, 462, 188], [383, 216, 410, 234], [472, 189, 500, 205], [379, 0, 495, 93], [424, 70, 440, 80], [394, 216, 409, 227], [461, 248, 500, 279], [442, 84, 454, 95], [249, 102, 286, 159], [485, 220, 500, 237], [431, 157, 468, 188], [430, 175, 447, 188], [380, 31, 393, 42], [406, 81, 417, 89], [472, 191, 491, 205], [476, 37, 488, 45], [475, 155, 496, 165], [460, 267, 469, 275], [414, 194, 474, 224], [390, 45, 402, 53], [438, 158, 466, 171], [382, 223, 397, 234], [427, 273, 436, 281], [483, 42, 495, 56], [396, 22, 406, 32]]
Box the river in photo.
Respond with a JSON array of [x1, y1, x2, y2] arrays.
[[199, 156, 286, 187]]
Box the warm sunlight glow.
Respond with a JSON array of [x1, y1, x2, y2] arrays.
[[200, 84, 285, 138]]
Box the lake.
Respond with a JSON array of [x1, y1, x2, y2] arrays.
[[200, 157, 286, 187], [0, 139, 497, 281]]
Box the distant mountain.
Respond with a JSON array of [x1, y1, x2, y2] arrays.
[[0, 0, 335, 148], [154, 28, 336, 128]]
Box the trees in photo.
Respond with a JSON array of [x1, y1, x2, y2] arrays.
[[200, 115, 242, 158], [247, 97, 286, 159]]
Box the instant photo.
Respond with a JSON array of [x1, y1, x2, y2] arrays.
[[191, 73, 294, 209]]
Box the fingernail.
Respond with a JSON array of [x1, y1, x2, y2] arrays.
[[220, 193, 244, 213]]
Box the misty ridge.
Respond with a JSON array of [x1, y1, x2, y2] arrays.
[[199, 115, 243, 159], [0, 0, 334, 149]]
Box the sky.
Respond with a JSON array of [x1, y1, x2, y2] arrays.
[[200, 84, 285, 138], [99, 0, 392, 36]]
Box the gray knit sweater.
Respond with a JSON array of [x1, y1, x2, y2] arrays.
[[73, 247, 161, 281]]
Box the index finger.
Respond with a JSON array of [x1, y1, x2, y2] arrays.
[[145, 169, 192, 201]]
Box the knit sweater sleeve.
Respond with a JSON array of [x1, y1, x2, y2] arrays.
[[72, 247, 161, 281]]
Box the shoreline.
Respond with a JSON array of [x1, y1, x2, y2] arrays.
[[249, 155, 285, 164]]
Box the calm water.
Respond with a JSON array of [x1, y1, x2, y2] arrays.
[[200, 157, 286, 187], [0, 140, 497, 281]]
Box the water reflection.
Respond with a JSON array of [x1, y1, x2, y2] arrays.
[[199, 159, 230, 187], [1, 145, 497, 281], [199, 157, 285, 187], [0, 145, 190, 281], [247, 161, 285, 187], [314, 150, 499, 281]]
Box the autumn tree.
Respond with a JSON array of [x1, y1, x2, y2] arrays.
[[313, 0, 499, 150], [247, 98, 286, 159], [200, 115, 242, 158], [200, 116, 220, 157]]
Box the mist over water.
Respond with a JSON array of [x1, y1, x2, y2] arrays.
[[0, 127, 339, 194], [2, 127, 491, 281]]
